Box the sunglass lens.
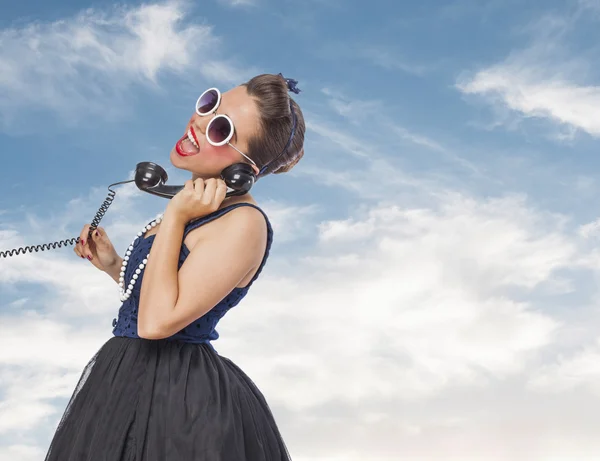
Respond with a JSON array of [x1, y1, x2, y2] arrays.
[[196, 89, 218, 114], [208, 116, 232, 144]]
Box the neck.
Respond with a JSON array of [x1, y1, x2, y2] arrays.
[[191, 172, 219, 181]]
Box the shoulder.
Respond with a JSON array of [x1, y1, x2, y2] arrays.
[[187, 202, 268, 252], [219, 204, 267, 243], [219, 202, 267, 232]]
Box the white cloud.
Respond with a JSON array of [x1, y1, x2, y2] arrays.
[[456, 6, 600, 139], [260, 200, 321, 243], [0, 444, 44, 461], [218, 0, 257, 6], [458, 65, 600, 138], [223, 194, 574, 406], [579, 217, 600, 239], [0, 1, 250, 124], [528, 338, 600, 394]]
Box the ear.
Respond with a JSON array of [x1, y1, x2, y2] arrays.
[[251, 164, 260, 176]]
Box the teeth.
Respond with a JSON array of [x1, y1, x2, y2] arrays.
[[187, 129, 199, 149]]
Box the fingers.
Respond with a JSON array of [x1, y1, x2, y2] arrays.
[[78, 223, 90, 246], [214, 179, 227, 205], [200, 178, 216, 204], [90, 226, 104, 247], [171, 178, 227, 222], [197, 178, 226, 208], [193, 178, 206, 197], [75, 224, 92, 260]]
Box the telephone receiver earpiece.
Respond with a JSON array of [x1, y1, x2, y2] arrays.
[[134, 161, 255, 199]]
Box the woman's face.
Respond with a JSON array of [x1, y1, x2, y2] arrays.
[[169, 85, 261, 178]]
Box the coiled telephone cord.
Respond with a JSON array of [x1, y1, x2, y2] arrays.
[[0, 179, 134, 258]]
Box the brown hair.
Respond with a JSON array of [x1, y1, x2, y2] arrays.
[[242, 74, 305, 176]]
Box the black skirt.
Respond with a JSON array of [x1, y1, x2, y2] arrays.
[[44, 337, 292, 460]]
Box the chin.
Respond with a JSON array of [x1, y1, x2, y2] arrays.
[[169, 147, 179, 167], [169, 147, 191, 170]]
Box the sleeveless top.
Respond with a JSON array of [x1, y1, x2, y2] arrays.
[[111, 203, 273, 345]]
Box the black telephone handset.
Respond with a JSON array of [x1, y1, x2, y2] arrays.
[[135, 161, 255, 199], [0, 161, 256, 258]]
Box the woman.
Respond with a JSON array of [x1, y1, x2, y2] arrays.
[[45, 73, 305, 461]]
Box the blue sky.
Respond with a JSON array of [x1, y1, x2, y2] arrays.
[[2, 0, 600, 460]]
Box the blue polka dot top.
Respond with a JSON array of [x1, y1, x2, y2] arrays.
[[111, 203, 273, 344]]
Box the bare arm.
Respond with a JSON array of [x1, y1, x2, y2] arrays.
[[105, 257, 124, 284], [137, 206, 266, 339]]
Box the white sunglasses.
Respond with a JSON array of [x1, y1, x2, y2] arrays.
[[195, 88, 257, 167]]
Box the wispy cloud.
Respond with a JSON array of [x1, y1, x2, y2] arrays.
[[314, 88, 487, 179], [457, 63, 600, 138], [355, 47, 436, 76], [318, 43, 435, 76], [456, 4, 600, 139], [0, 0, 249, 125], [217, 0, 257, 6]]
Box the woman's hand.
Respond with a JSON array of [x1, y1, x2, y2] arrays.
[[166, 178, 228, 224], [74, 225, 122, 276]]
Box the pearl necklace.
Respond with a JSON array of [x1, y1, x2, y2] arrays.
[[119, 213, 164, 302]]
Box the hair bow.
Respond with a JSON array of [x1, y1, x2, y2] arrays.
[[278, 73, 301, 94]]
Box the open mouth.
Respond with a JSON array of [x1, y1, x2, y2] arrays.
[[175, 126, 200, 156]]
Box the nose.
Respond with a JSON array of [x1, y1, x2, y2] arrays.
[[191, 112, 210, 136]]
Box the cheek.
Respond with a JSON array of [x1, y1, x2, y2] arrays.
[[201, 143, 219, 158], [198, 144, 235, 165]]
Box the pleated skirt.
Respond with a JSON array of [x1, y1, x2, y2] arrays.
[[44, 336, 291, 460]]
